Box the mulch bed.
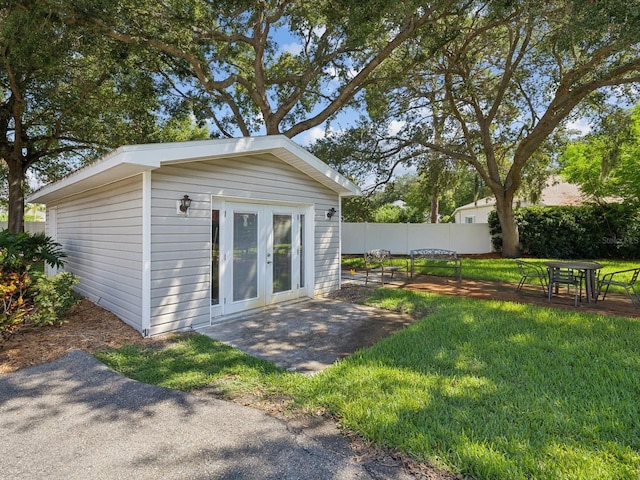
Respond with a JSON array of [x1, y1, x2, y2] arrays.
[[0, 299, 150, 374]]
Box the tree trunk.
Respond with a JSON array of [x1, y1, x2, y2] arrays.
[[6, 157, 25, 233], [430, 194, 439, 223], [494, 195, 520, 258]]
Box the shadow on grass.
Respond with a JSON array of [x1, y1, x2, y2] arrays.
[[94, 333, 291, 396], [307, 289, 640, 479]]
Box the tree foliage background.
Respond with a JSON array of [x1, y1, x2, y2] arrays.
[[2, 0, 640, 259], [560, 102, 640, 207]]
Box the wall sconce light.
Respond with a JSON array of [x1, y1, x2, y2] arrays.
[[179, 195, 192, 215], [326, 207, 337, 220]]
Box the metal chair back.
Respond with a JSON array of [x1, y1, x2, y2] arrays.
[[548, 267, 582, 307], [597, 267, 640, 308], [515, 259, 548, 294]]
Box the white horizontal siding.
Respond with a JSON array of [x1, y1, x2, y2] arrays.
[[50, 176, 144, 333], [149, 153, 341, 332], [313, 217, 341, 296]]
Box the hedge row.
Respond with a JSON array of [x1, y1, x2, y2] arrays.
[[488, 203, 640, 259]]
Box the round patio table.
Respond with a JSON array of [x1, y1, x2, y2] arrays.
[[544, 261, 603, 304]]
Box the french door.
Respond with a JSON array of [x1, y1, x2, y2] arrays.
[[211, 201, 309, 317]]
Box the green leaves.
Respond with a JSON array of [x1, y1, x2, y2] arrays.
[[489, 204, 640, 259], [0, 230, 66, 274], [560, 103, 640, 206], [29, 272, 79, 327]]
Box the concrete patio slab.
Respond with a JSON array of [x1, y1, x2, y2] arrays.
[[198, 298, 415, 374]]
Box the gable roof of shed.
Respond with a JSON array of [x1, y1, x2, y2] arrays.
[[28, 135, 361, 204]]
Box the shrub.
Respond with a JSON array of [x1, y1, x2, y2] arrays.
[[29, 272, 79, 327], [0, 272, 32, 340], [489, 203, 640, 259], [0, 230, 73, 340], [0, 230, 66, 273]]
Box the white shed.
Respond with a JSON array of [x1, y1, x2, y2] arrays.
[[28, 135, 360, 337]]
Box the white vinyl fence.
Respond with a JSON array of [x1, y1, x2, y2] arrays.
[[342, 222, 492, 255], [0, 222, 46, 234]]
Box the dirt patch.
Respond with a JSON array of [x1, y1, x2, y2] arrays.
[[0, 299, 154, 374]]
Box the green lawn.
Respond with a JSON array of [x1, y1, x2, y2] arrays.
[[344, 254, 639, 291], [298, 289, 640, 479], [96, 259, 640, 480]]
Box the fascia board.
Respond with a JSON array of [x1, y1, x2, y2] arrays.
[[28, 135, 361, 204]]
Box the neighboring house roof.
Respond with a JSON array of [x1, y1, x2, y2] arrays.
[[536, 181, 585, 206], [453, 179, 587, 215], [28, 135, 361, 204]]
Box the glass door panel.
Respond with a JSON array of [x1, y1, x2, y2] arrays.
[[233, 212, 258, 301], [299, 214, 305, 288], [211, 209, 220, 306], [272, 214, 292, 293]]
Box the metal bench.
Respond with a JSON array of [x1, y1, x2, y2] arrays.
[[364, 249, 407, 286], [409, 248, 462, 280]]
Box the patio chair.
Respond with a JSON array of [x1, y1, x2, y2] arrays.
[[515, 259, 548, 295], [596, 267, 640, 308], [364, 249, 407, 286], [548, 267, 583, 307]]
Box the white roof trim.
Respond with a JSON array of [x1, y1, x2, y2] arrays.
[[28, 135, 361, 204]]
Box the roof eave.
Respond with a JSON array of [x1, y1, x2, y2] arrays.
[[27, 135, 361, 204]]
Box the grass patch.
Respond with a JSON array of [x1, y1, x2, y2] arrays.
[[344, 255, 639, 291], [94, 333, 300, 398], [97, 291, 640, 479], [296, 290, 640, 479]]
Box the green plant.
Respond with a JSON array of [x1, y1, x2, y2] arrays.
[[0, 271, 32, 339], [0, 230, 66, 273], [489, 204, 640, 259], [29, 272, 79, 327]]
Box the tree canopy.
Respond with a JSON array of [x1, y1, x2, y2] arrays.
[[53, 0, 470, 138], [5, 0, 640, 249], [561, 102, 640, 206], [318, 0, 640, 256], [1, 1, 218, 232]]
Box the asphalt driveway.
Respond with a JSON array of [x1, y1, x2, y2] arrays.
[[0, 297, 421, 480]]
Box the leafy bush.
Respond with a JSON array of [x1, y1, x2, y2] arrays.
[[0, 230, 66, 273], [0, 230, 75, 340], [489, 204, 640, 259], [0, 272, 32, 340], [29, 272, 79, 327]]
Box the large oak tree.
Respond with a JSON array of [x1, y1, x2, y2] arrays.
[[409, 1, 639, 256], [1, 1, 165, 232], [324, 1, 640, 256], [54, 0, 469, 138]]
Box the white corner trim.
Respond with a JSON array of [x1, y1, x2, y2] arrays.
[[141, 171, 152, 337]]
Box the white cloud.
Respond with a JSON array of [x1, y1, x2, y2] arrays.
[[281, 42, 303, 55], [296, 126, 326, 146], [566, 118, 592, 137], [388, 120, 405, 136]]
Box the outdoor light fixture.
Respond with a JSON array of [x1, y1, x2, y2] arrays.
[[326, 207, 337, 219], [179, 194, 192, 214]]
